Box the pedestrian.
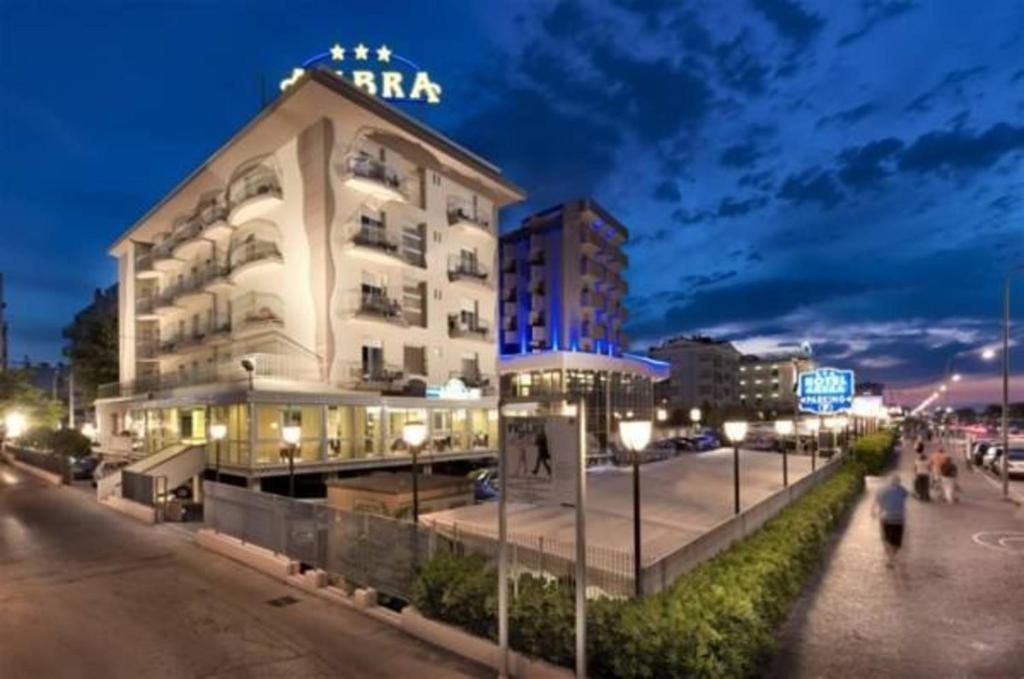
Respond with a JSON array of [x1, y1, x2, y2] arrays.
[[913, 452, 931, 501], [939, 455, 959, 504], [915, 438, 925, 456], [872, 473, 909, 568], [929, 447, 949, 490]]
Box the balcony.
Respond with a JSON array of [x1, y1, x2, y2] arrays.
[[580, 258, 603, 282], [135, 295, 159, 320], [228, 165, 283, 225], [198, 203, 232, 240], [447, 257, 491, 288], [233, 292, 285, 335], [449, 369, 494, 394], [151, 236, 181, 272], [347, 362, 404, 391], [171, 220, 205, 260], [136, 341, 160, 361], [447, 205, 492, 237], [135, 252, 159, 279], [342, 154, 406, 203], [580, 228, 603, 255], [354, 291, 407, 326], [448, 315, 492, 343], [229, 240, 283, 282]]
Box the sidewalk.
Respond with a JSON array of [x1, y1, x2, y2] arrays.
[[770, 438, 1024, 678]]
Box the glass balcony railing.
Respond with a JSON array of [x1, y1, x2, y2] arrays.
[[448, 314, 492, 341], [448, 257, 490, 283]]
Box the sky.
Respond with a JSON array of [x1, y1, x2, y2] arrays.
[[1, 0, 1022, 407]]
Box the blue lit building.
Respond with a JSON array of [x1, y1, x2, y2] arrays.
[[498, 199, 668, 457]]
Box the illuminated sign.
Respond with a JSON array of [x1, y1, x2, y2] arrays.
[[798, 367, 855, 414], [280, 42, 442, 104], [426, 378, 481, 401]]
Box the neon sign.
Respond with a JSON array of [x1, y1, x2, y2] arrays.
[[798, 367, 855, 414], [280, 42, 442, 104]]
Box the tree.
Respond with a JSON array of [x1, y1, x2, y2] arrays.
[[954, 407, 977, 424], [0, 369, 63, 429], [62, 287, 118, 402]]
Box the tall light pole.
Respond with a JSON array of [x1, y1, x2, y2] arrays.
[[806, 417, 821, 471], [210, 423, 227, 484], [282, 424, 301, 498], [774, 419, 793, 486], [724, 421, 748, 514], [689, 407, 701, 433], [403, 421, 428, 523], [619, 419, 652, 597], [1001, 266, 1023, 499]]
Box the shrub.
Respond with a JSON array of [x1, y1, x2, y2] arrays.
[[412, 458, 870, 678], [851, 430, 895, 475], [12, 426, 91, 458]]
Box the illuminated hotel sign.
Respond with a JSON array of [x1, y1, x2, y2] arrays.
[[798, 367, 855, 414], [280, 42, 443, 104]]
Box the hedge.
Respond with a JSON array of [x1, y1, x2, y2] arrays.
[[17, 425, 92, 459], [411, 430, 895, 678]]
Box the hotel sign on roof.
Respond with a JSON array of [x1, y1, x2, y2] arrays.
[[280, 42, 443, 104]]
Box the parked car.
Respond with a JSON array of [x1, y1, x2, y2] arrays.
[[969, 441, 992, 466], [70, 455, 100, 480], [982, 446, 1003, 472], [692, 434, 719, 451], [668, 436, 697, 452], [1005, 448, 1024, 479], [468, 467, 499, 501]]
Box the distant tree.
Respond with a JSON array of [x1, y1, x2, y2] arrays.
[[954, 407, 977, 424], [0, 369, 63, 429], [62, 291, 118, 402], [983, 404, 1003, 420]]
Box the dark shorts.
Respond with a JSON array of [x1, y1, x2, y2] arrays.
[[882, 521, 904, 548]]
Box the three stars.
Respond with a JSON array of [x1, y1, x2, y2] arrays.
[[329, 42, 392, 63]]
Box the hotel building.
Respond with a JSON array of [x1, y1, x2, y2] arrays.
[[737, 353, 816, 412], [648, 335, 742, 414], [95, 69, 524, 488], [497, 200, 667, 455]]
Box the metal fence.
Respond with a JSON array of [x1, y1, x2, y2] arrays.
[[121, 471, 156, 506], [11, 446, 70, 482]]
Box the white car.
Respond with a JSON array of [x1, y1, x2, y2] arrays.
[[1006, 448, 1024, 479], [981, 446, 1003, 472]]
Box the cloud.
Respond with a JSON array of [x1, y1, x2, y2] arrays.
[[836, 137, 904, 189], [898, 122, 1024, 173], [680, 270, 738, 290], [720, 141, 761, 168], [837, 0, 916, 47], [816, 101, 877, 128], [717, 194, 769, 217], [653, 179, 682, 202], [904, 66, 987, 113], [713, 30, 770, 95], [749, 0, 825, 50], [777, 168, 844, 208]]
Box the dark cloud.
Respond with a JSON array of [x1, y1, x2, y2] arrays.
[[541, 0, 588, 39], [898, 122, 1024, 173], [653, 179, 682, 202], [837, 1, 916, 47], [713, 30, 770, 95], [904, 66, 987, 113], [988, 194, 1020, 213], [681, 270, 738, 290], [1011, 69, 1024, 84], [836, 137, 904, 189], [738, 170, 774, 190], [717, 194, 769, 217], [777, 168, 844, 208], [720, 141, 761, 168], [749, 0, 825, 50], [816, 101, 877, 128]]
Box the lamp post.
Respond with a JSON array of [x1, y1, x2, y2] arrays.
[[209, 423, 227, 484], [835, 415, 850, 458], [774, 419, 794, 487], [724, 421, 748, 514], [282, 424, 301, 498], [402, 421, 428, 523], [619, 419, 652, 597], [806, 417, 821, 470], [4, 412, 27, 443], [1000, 266, 1023, 499]]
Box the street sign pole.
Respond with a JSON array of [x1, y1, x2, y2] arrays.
[[497, 403, 509, 679], [574, 397, 587, 679]]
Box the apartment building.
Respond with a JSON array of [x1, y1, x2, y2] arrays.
[[497, 200, 668, 454], [95, 69, 524, 486], [737, 353, 816, 412], [648, 336, 742, 413]]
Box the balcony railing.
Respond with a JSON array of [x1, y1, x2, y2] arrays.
[[447, 257, 490, 284], [356, 292, 407, 325], [447, 206, 491, 233], [347, 362, 404, 390], [352, 224, 399, 254], [231, 241, 282, 270], [448, 314, 492, 341], [228, 167, 282, 208], [449, 369, 493, 391], [344, 154, 405, 200]]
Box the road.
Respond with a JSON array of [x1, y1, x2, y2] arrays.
[[426, 447, 821, 564], [771, 439, 1024, 678], [0, 462, 487, 679]]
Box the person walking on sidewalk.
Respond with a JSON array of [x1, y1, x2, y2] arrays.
[[913, 452, 931, 501], [872, 473, 909, 568], [929, 447, 949, 493], [939, 455, 959, 504]]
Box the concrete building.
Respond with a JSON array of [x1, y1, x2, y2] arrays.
[[648, 336, 742, 414], [95, 69, 524, 489], [497, 199, 667, 456], [737, 353, 816, 412]]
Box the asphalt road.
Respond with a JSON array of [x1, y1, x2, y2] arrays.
[[0, 462, 487, 679], [771, 440, 1024, 678], [427, 447, 822, 564]]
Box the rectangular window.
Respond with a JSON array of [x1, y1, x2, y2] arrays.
[[401, 223, 426, 267], [404, 345, 427, 376], [402, 281, 426, 327], [362, 344, 384, 377]]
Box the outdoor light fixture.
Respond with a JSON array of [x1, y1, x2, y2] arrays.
[[282, 425, 301, 446], [282, 424, 301, 498], [723, 421, 747, 515], [775, 420, 795, 487], [209, 423, 227, 483], [240, 358, 256, 390], [805, 418, 821, 433], [689, 407, 702, 424], [774, 420, 794, 436], [656, 408, 668, 423], [4, 412, 27, 439], [619, 419, 652, 596], [981, 348, 996, 361], [80, 422, 97, 440], [952, 373, 962, 382], [402, 421, 428, 523], [939, 384, 947, 392]]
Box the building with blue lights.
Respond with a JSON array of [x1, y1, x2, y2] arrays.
[[498, 199, 668, 458]]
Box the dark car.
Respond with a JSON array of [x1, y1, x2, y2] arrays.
[[970, 441, 993, 466], [469, 467, 499, 501], [668, 436, 697, 452], [70, 455, 100, 480]]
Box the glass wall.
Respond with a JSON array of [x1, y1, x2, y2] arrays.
[[387, 407, 428, 455], [252, 404, 323, 464], [208, 404, 250, 465]]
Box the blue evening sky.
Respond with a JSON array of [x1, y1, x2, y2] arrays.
[[1, 0, 1022, 405]]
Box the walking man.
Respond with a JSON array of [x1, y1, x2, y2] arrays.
[[872, 473, 909, 568]]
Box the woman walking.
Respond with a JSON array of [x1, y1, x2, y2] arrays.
[[913, 452, 930, 501]]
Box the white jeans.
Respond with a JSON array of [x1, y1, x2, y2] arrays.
[[941, 477, 956, 503]]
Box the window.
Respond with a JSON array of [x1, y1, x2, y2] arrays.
[[461, 353, 480, 383], [402, 280, 426, 327], [401, 223, 426, 267], [362, 344, 383, 376], [404, 345, 427, 376]]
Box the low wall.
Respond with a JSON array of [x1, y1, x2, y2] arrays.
[[2, 446, 66, 486], [101, 495, 157, 524], [196, 529, 298, 579], [641, 456, 843, 593]]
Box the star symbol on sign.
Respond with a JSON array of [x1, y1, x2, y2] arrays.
[[330, 43, 345, 61], [376, 44, 392, 63], [354, 43, 369, 60]]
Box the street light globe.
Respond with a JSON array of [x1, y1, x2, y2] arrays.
[[209, 423, 228, 441], [723, 421, 748, 443], [282, 425, 302, 446], [80, 422, 97, 440], [619, 420, 653, 453], [402, 421, 428, 448], [5, 412, 27, 439], [656, 407, 668, 423], [951, 373, 962, 382], [981, 348, 996, 361], [689, 407, 702, 424], [774, 420, 794, 436], [939, 385, 947, 392]]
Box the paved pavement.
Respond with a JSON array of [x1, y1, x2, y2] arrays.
[[426, 447, 822, 564], [0, 463, 487, 679], [771, 439, 1024, 678]]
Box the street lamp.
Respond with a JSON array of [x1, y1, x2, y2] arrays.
[[655, 407, 668, 423], [4, 412, 27, 440], [689, 407, 701, 434], [981, 348, 997, 361], [402, 421, 428, 523], [1000, 264, 1023, 499], [724, 421, 748, 515], [774, 419, 794, 487], [619, 419, 652, 597], [805, 417, 821, 470], [282, 424, 301, 498], [209, 423, 227, 484]]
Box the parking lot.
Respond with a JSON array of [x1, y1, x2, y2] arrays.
[[426, 447, 821, 565]]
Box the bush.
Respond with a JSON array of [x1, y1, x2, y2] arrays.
[[13, 425, 91, 459], [851, 430, 895, 475], [412, 456, 875, 678]]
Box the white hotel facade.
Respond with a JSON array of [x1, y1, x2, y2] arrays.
[[96, 70, 524, 486]]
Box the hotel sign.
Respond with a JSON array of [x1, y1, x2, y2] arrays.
[[798, 367, 855, 414], [280, 42, 442, 104]]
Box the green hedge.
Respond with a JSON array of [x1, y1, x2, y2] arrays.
[[850, 430, 895, 475], [17, 425, 92, 459], [411, 431, 895, 678]]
